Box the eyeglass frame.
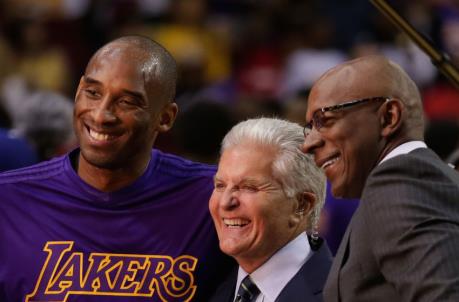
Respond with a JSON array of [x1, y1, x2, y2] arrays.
[[303, 96, 390, 137]]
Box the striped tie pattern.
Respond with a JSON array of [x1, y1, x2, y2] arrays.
[[235, 275, 260, 302]]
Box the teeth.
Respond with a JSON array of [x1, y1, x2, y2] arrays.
[[223, 218, 250, 227], [89, 129, 111, 141], [321, 156, 339, 169]]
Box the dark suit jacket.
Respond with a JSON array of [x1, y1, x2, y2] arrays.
[[324, 148, 459, 302], [209, 236, 332, 302]]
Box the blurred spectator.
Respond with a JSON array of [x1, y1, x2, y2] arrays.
[[0, 36, 15, 86], [135, 0, 171, 18], [283, 89, 309, 125], [233, 96, 284, 121], [174, 100, 235, 164], [232, 5, 284, 100], [422, 3, 459, 120], [349, 1, 437, 89], [0, 76, 32, 122], [0, 101, 37, 172], [279, 6, 347, 98], [152, 0, 231, 87], [438, 4, 459, 64], [0, 128, 38, 172], [281, 48, 346, 99], [423, 79, 459, 120], [11, 18, 71, 95], [236, 47, 283, 100], [5, 90, 76, 161]]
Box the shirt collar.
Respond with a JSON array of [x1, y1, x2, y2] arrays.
[[235, 232, 312, 302], [379, 141, 427, 165]]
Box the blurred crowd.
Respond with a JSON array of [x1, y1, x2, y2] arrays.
[[1, 0, 459, 253]]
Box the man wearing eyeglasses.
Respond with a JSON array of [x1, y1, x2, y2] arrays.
[[302, 55, 459, 302]]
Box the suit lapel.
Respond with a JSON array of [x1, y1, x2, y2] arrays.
[[276, 239, 333, 302], [324, 214, 354, 302]]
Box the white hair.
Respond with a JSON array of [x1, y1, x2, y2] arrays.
[[221, 117, 326, 233]]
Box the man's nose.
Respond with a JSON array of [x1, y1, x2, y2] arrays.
[[301, 128, 324, 155], [221, 188, 240, 210], [93, 98, 118, 125]]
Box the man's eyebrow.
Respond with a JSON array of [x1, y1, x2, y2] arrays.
[[121, 88, 145, 101], [83, 76, 146, 102], [82, 76, 100, 85]]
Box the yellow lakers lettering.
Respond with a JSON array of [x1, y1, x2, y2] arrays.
[[26, 241, 197, 302]]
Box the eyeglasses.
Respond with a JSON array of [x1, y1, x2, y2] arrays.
[[303, 97, 390, 137]]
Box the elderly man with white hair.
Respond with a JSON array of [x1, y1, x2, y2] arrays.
[[209, 117, 332, 302]]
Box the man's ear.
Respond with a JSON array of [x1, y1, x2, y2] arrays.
[[299, 191, 316, 215], [157, 102, 178, 133], [290, 191, 316, 227], [380, 99, 403, 138]]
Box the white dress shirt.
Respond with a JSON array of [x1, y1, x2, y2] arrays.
[[234, 232, 312, 302], [379, 141, 427, 165]]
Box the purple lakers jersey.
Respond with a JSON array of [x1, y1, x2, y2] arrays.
[[0, 149, 234, 302]]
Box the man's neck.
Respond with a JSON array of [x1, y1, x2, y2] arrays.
[[377, 136, 412, 165], [77, 154, 149, 192], [236, 229, 303, 273]]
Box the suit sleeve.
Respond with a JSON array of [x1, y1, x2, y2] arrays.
[[361, 153, 459, 301]]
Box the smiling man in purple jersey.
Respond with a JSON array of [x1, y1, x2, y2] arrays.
[[0, 36, 234, 302]]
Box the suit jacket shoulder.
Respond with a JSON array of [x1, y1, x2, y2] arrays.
[[331, 147, 459, 302], [367, 147, 459, 191]]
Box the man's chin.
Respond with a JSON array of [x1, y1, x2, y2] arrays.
[[220, 241, 247, 258], [81, 151, 121, 170], [330, 180, 343, 198]]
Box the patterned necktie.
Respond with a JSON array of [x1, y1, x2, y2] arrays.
[[235, 275, 260, 302]]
